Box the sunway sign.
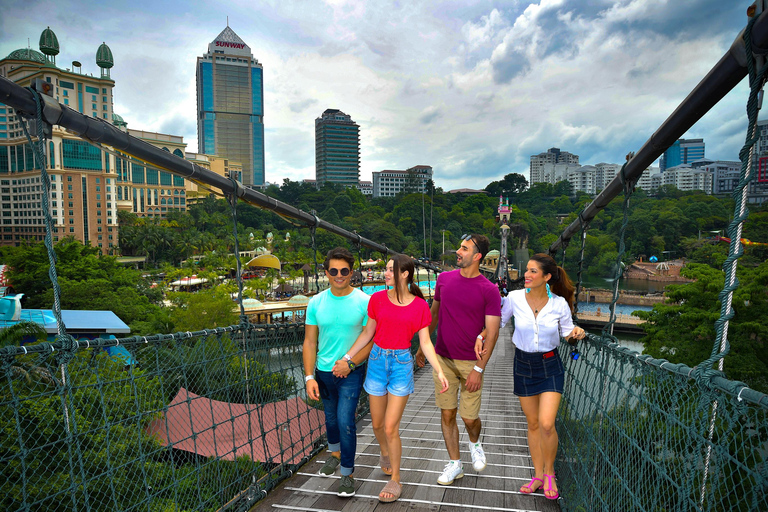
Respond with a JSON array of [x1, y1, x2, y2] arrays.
[[215, 41, 246, 49]]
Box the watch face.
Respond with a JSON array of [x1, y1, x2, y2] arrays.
[[348, 360, 356, 371]]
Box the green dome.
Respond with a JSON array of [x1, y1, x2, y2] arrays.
[[96, 42, 113, 69], [112, 113, 127, 127], [6, 48, 46, 64], [39, 27, 59, 56]]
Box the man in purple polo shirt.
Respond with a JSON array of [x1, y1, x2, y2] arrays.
[[416, 233, 501, 485]]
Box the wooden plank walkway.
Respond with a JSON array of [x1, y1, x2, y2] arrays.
[[251, 329, 561, 512]]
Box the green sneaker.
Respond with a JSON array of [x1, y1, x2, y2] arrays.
[[318, 455, 340, 476], [337, 474, 355, 497]]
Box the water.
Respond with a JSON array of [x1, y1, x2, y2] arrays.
[[578, 274, 667, 294], [360, 280, 436, 295]]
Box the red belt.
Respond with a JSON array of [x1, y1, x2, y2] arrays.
[[542, 351, 555, 359]]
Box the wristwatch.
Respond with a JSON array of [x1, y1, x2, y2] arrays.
[[347, 359, 356, 371]]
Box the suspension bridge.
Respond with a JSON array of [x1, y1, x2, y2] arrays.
[[1, 5, 768, 512]]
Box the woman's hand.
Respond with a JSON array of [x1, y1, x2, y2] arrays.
[[567, 326, 586, 344], [436, 371, 449, 393], [332, 359, 350, 378], [474, 338, 487, 360]]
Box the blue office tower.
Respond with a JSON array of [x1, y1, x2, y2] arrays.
[[196, 26, 265, 187], [659, 138, 705, 173]]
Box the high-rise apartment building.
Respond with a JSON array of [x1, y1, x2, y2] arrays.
[[315, 109, 360, 186], [659, 138, 705, 173], [530, 148, 579, 184], [197, 26, 265, 187]]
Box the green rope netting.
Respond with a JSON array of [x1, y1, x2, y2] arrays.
[[1, 325, 368, 512], [555, 15, 768, 512]]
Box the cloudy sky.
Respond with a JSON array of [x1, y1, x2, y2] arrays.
[[0, 0, 756, 189]]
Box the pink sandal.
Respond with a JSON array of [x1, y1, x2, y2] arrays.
[[543, 473, 559, 500], [520, 477, 543, 494]]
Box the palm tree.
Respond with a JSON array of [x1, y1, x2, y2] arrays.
[[0, 321, 59, 387]]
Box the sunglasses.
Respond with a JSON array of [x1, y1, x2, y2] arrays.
[[461, 234, 479, 252], [327, 267, 351, 276]]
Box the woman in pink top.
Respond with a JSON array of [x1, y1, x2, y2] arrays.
[[335, 254, 449, 502]]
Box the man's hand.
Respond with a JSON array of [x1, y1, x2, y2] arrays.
[[465, 370, 483, 392], [306, 379, 320, 401], [332, 359, 351, 378], [415, 348, 426, 368]]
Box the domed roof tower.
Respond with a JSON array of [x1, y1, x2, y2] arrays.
[[96, 42, 113, 78], [6, 48, 46, 64], [39, 26, 59, 65]]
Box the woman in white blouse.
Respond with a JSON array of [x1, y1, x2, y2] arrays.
[[498, 253, 585, 500]]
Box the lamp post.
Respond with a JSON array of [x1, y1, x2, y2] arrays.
[[441, 229, 446, 259]]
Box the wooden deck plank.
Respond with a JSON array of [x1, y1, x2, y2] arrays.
[[252, 328, 560, 512]]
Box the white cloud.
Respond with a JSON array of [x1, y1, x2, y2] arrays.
[[0, 0, 754, 190]]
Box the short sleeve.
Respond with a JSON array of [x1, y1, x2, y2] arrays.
[[417, 299, 431, 330], [306, 296, 318, 325], [483, 282, 501, 317], [367, 292, 379, 321], [434, 273, 443, 302]]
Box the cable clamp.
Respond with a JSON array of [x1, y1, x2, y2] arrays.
[[22, 346, 28, 354], [737, 387, 747, 402]]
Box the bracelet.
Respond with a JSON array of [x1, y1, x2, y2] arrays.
[[473, 365, 484, 374], [477, 334, 485, 343], [305, 375, 315, 382], [343, 353, 352, 361]]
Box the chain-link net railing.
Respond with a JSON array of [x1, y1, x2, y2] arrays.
[[0, 322, 370, 512], [557, 335, 768, 512]]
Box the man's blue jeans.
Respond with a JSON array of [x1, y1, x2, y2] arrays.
[[315, 363, 366, 476]]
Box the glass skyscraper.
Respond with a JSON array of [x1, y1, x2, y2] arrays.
[[659, 138, 705, 173], [196, 26, 264, 187], [315, 109, 360, 186]]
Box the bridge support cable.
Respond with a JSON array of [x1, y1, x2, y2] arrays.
[[0, 78, 394, 259], [696, 8, 768, 510], [548, 9, 768, 255]]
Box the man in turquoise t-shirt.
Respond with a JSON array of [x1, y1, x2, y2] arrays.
[[303, 247, 370, 498]]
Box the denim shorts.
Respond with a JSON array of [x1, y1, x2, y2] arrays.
[[364, 344, 415, 397]]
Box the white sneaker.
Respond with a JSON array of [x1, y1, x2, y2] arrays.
[[469, 442, 487, 472], [437, 460, 464, 485]]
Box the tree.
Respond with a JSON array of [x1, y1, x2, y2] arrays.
[[168, 288, 239, 331], [485, 173, 528, 196], [636, 262, 768, 393]]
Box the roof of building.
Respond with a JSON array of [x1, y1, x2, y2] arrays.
[[0, 309, 130, 334], [96, 42, 113, 68], [39, 27, 59, 56], [6, 48, 46, 64], [447, 188, 486, 194], [214, 26, 247, 46]]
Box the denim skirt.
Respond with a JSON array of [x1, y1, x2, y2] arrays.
[[513, 347, 564, 397]]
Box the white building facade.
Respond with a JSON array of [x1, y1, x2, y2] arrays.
[[372, 165, 432, 197]]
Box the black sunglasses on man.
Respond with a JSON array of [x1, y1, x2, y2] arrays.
[[461, 234, 479, 252], [327, 267, 351, 276]]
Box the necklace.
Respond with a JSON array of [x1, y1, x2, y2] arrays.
[[528, 295, 548, 315]]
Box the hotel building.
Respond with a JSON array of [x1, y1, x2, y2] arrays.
[[197, 26, 265, 187], [0, 28, 119, 253], [659, 138, 705, 173], [530, 148, 579, 184]]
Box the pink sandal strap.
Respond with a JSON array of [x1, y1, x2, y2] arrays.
[[520, 477, 543, 493]]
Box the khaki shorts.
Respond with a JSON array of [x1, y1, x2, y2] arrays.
[[433, 354, 483, 420]]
